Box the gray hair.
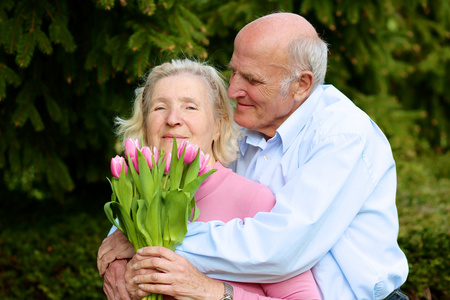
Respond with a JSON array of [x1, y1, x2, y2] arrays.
[[115, 59, 241, 166], [280, 35, 329, 94]]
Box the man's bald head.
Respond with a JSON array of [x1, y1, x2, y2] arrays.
[[234, 12, 328, 90], [236, 13, 319, 52]]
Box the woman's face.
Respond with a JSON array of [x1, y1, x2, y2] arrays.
[[146, 74, 219, 164]]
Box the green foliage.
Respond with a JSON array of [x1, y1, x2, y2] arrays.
[[396, 152, 450, 299], [0, 194, 110, 299], [0, 0, 210, 199], [0, 0, 449, 299]]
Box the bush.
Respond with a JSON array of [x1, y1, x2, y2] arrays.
[[396, 152, 450, 300], [0, 194, 110, 300]]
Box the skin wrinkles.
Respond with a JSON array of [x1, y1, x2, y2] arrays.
[[97, 13, 319, 300], [227, 13, 316, 138], [146, 74, 219, 167]]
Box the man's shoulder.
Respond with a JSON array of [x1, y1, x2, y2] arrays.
[[312, 86, 375, 138]]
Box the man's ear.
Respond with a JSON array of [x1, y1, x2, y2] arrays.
[[293, 71, 314, 102]]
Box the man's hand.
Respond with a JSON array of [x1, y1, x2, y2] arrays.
[[98, 229, 135, 276], [130, 246, 224, 300], [103, 259, 132, 300]]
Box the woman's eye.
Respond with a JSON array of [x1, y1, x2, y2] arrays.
[[154, 106, 165, 111]]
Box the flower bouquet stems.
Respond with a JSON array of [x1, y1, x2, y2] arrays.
[[105, 138, 216, 300]]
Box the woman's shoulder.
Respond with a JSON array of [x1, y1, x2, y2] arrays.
[[216, 162, 270, 192]]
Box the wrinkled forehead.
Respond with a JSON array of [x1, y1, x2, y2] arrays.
[[231, 35, 289, 78]]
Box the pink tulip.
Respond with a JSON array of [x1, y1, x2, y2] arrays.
[[142, 146, 159, 169], [177, 140, 199, 164], [164, 153, 172, 173], [124, 138, 140, 172], [111, 155, 128, 178], [198, 151, 211, 176]]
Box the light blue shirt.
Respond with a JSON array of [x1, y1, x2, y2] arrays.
[[176, 85, 408, 300]]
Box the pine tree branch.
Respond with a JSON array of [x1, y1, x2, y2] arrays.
[[9, 2, 30, 54]]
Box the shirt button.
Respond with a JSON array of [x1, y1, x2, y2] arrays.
[[264, 154, 269, 160]]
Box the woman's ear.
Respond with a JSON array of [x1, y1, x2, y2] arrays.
[[293, 71, 314, 102], [213, 119, 221, 143]]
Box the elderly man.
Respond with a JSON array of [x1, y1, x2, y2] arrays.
[[98, 12, 409, 300]]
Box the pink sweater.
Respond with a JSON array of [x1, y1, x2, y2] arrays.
[[193, 162, 321, 300]]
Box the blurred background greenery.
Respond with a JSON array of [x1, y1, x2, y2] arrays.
[[0, 0, 448, 299]]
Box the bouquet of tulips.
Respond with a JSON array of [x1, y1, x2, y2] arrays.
[[105, 138, 216, 300]]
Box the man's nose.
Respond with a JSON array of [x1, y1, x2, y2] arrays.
[[228, 74, 247, 99]]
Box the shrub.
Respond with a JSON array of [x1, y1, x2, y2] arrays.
[[396, 152, 450, 300], [0, 196, 110, 299]]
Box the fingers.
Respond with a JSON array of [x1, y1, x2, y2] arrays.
[[116, 242, 135, 260], [102, 259, 132, 300], [103, 281, 114, 300], [131, 255, 174, 274], [98, 231, 135, 276], [126, 258, 152, 300], [137, 283, 173, 297], [132, 272, 175, 297], [137, 246, 179, 261], [117, 277, 132, 300], [98, 230, 125, 259]]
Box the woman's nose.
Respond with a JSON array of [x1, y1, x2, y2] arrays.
[[166, 108, 182, 126], [228, 74, 247, 99]]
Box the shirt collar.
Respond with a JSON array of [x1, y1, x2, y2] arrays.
[[239, 129, 265, 156], [239, 86, 324, 155], [276, 86, 323, 153]]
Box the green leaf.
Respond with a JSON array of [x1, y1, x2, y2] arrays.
[[110, 202, 140, 251], [183, 150, 200, 186], [146, 190, 163, 246], [190, 196, 200, 222], [169, 137, 184, 191], [136, 199, 153, 246], [137, 149, 154, 201], [162, 189, 190, 250], [128, 152, 143, 197], [183, 168, 217, 200], [104, 202, 122, 230], [112, 165, 133, 214]]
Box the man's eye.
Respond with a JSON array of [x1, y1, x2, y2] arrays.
[[186, 105, 197, 110], [248, 78, 261, 85]]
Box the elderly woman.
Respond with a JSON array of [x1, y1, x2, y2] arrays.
[[99, 59, 320, 300]]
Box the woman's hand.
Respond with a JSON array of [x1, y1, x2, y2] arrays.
[[125, 253, 154, 300], [129, 246, 224, 300]]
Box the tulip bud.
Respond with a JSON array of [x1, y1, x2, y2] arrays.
[[125, 138, 140, 173], [111, 155, 128, 178], [164, 153, 172, 173], [142, 146, 159, 169], [177, 140, 199, 164], [198, 151, 211, 175]]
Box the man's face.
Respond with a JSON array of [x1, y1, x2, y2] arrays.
[[227, 37, 299, 138]]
